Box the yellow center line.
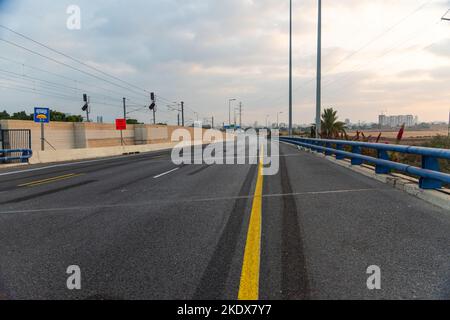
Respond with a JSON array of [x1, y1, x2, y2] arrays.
[[238, 146, 264, 301], [18, 173, 84, 187]]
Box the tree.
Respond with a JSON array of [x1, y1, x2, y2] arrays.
[[321, 108, 346, 139], [126, 119, 141, 125], [0, 110, 10, 119], [11, 111, 33, 120], [65, 115, 83, 122], [50, 110, 68, 122]]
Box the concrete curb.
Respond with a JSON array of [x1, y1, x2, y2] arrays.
[[298, 146, 450, 211]]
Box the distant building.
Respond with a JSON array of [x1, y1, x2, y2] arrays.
[[379, 114, 418, 128]]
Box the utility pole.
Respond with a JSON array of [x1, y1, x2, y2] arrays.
[[181, 101, 185, 126], [228, 98, 236, 127], [277, 111, 284, 129], [212, 116, 214, 129], [82, 94, 90, 122], [448, 109, 450, 138], [289, 0, 293, 136], [239, 102, 242, 128], [123, 97, 127, 120], [153, 95, 157, 124], [149, 92, 156, 125], [315, 0, 322, 138]]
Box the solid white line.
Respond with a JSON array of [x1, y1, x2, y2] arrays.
[[153, 167, 179, 179], [0, 188, 382, 215], [0, 155, 133, 177]]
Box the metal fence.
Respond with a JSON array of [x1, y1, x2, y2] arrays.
[[280, 137, 450, 190], [0, 129, 32, 163]]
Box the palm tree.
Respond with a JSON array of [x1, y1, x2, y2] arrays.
[[321, 108, 346, 139]]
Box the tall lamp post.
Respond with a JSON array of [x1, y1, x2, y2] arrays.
[[441, 11, 450, 137], [277, 111, 284, 129], [288, 0, 293, 136], [315, 0, 322, 138], [228, 98, 236, 127]]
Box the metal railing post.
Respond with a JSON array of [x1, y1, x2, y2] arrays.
[[351, 146, 363, 165], [376, 150, 391, 174], [335, 143, 345, 160], [325, 142, 333, 156], [419, 156, 442, 189]]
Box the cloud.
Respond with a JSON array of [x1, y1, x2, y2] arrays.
[[0, 0, 450, 125]]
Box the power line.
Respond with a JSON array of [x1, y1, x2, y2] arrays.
[[0, 37, 150, 99], [245, 0, 436, 109], [0, 55, 149, 104], [0, 68, 149, 108], [324, 0, 435, 75], [322, 18, 441, 92], [0, 24, 150, 95], [0, 81, 151, 116]]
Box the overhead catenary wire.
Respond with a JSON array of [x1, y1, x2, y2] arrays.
[[0, 24, 151, 95], [0, 26, 202, 123], [321, 18, 442, 92], [0, 55, 150, 104], [245, 0, 436, 109], [0, 38, 151, 100], [0, 81, 151, 116], [0, 68, 149, 108]]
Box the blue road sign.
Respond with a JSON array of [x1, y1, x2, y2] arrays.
[[34, 108, 50, 123]]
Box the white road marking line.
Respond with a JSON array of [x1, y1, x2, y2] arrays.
[[0, 154, 138, 177], [0, 188, 383, 215], [153, 168, 180, 179]]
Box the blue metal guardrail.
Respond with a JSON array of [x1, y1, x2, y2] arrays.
[[280, 137, 450, 190], [0, 149, 33, 163]]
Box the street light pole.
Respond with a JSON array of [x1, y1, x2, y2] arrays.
[[448, 109, 450, 138], [277, 111, 283, 128], [123, 97, 127, 120], [239, 102, 242, 128], [228, 98, 236, 126], [315, 0, 322, 138], [288, 0, 293, 136]]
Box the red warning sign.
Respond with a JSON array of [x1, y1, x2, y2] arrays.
[[115, 119, 127, 131]]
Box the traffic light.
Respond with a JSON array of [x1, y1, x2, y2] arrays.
[[82, 94, 89, 111], [149, 102, 156, 110], [150, 92, 155, 102]]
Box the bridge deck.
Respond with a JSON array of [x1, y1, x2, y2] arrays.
[[0, 143, 449, 299]]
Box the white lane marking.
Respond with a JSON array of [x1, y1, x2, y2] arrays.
[[0, 151, 171, 177], [0, 154, 135, 177], [0, 188, 382, 215], [153, 167, 179, 179]]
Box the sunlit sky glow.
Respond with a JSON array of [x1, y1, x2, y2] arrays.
[[1, 0, 450, 125]]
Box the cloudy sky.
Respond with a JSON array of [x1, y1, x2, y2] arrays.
[[1, 0, 450, 125]]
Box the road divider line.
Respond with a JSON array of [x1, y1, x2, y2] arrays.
[[18, 173, 84, 187], [153, 168, 179, 179], [238, 146, 264, 300]]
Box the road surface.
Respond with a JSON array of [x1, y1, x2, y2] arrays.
[[0, 142, 449, 300]]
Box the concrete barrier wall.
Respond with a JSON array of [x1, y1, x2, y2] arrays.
[[29, 142, 181, 164], [0, 120, 77, 150], [29, 136, 229, 165], [0, 120, 224, 152]]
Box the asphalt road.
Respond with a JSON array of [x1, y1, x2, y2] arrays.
[[0, 141, 449, 300]]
